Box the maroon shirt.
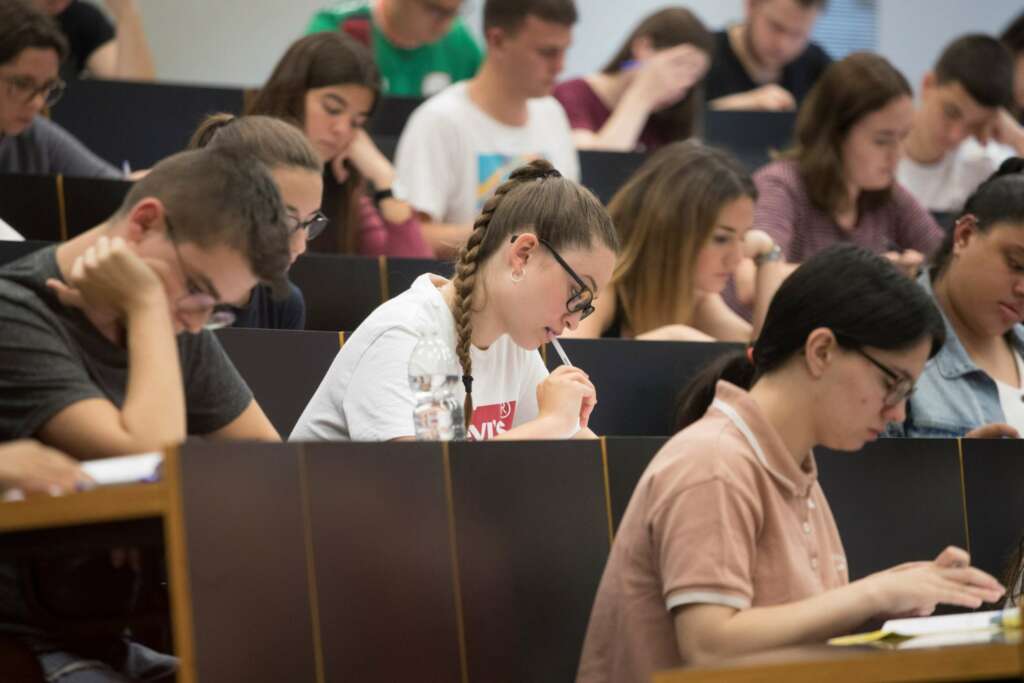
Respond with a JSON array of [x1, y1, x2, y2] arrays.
[[553, 78, 669, 152]]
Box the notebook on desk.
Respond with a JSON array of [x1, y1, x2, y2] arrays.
[[829, 607, 1021, 649]]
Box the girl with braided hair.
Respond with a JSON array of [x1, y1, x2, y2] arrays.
[[291, 159, 620, 442]]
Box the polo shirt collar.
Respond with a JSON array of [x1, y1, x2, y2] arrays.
[[711, 381, 817, 497]]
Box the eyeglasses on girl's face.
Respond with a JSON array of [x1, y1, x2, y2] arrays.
[[511, 234, 595, 321]]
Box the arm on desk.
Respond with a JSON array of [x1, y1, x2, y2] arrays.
[[674, 549, 1004, 665]]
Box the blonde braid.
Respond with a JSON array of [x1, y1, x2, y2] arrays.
[[451, 160, 560, 427]]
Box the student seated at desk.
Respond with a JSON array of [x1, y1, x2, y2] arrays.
[[565, 140, 784, 342], [0, 0, 120, 179], [729, 53, 945, 317], [890, 160, 1024, 438], [248, 32, 431, 258], [553, 7, 711, 153], [577, 245, 1004, 683], [0, 147, 289, 682], [291, 160, 618, 442], [189, 113, 326, 330]]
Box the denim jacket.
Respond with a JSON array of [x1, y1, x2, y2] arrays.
[[888, 269, 1024, 438]]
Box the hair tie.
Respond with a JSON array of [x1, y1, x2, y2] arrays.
[[539, 167, 562, 180], [746, 346, 755, 365], [462, 374, 474, 395]]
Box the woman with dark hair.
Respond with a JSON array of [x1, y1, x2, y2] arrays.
[[552, 7, 712, 152], [734, 53, 944, 315], [890, 159, 1024, 438], [578, 245, 1005, 683], [248, 32, 431, 257]]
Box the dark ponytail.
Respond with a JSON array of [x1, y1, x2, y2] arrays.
[[933, 157, 1024, 276], [674, 244, 946, 431]]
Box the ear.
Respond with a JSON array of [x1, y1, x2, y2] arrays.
[[952, 214, 979, 253], [122, 198, 167, 245], [631, 36, 655, 61], [921, 71, 936, 94], [507, 233, 539, 272], [485, 25, 507, 50], [803, 327, 837, 379]]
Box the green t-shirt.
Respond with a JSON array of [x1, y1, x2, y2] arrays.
[[306, 2, 484, 97]]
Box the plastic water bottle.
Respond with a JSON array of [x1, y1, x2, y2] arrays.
[[408, 331, 466, 441]]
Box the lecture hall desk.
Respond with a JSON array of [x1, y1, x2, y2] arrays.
[[654, 634, 1022, 683]]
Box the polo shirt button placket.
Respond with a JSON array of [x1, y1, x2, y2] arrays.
[[811, 556, 819, 570], [802, 521, 812, 535]]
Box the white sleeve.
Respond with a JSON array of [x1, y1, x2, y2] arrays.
[[514, 350, 549, 427], [341, 327, 422, 442], [548, 101, 580, 182], [394, 104, 459, 222]]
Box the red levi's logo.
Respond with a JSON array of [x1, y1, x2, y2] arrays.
[[468, 401, 517, 441]]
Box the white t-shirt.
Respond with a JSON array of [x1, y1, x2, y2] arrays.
[[897, 138, 1013, 213], [994, 349, 1024, 434], [0, 217, 24, 241], [290, 273, 550, 442], [394, 81, 580, 226]]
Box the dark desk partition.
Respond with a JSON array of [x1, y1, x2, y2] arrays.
[[579, 150, 647, 204], [367, 96, 423, 137], [546, 339, 741, 436], [0, 239, 52, 266], [304, 442, 462, 682], [289, 253, 384, 331], [385, 257, 453, 299], [51, 79, 245, 168], [214, 328, 339, 438], [177, 441, 317, 682], [817, 438, 966, 581], [0, 174, 60, 241], [63, 176, 132, 237], [603, 436, 669, 533], [962, 439, 1024, 582], [704, 110, 796, 171], [449, 440, 610, 683]]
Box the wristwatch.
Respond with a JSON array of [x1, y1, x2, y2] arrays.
[[754, 243, 783, 266], [372, 187, 394, 207]]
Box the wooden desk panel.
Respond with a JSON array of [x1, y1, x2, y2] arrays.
[[304, 442, 463, 683], [654, 639, 1021, 683]]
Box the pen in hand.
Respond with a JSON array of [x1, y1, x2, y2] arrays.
[[550, 337, 573, 367]]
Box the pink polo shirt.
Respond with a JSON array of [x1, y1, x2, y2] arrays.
[[576, 381, 848, 683]]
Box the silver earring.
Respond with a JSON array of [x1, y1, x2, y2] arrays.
[[510, 269, 524, 283]]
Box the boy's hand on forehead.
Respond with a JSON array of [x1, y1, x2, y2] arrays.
[[47, 236, 166, 318]]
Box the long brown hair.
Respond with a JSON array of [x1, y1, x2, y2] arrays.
[[601, 7, 713, 143], [609, 140, 755, 335], [452, 159, 619, 425], [780, 52, 911, 218], [247, 33, 380, 254]]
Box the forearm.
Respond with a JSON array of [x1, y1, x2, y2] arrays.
[[422, 220, 472, 260], [709, 92, 758, 111], [579, 95, 653, 151], [493, 415, 577, 440], [121, 302, 186, 449], [680, 582, 878, 664], [112, 3, 156, 79], [750, 261, 792, 337]]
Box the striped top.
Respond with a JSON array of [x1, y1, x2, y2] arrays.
[[754, 159, 944, 263]]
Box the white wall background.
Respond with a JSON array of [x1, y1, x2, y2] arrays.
[[121, 0, 1019, 92]]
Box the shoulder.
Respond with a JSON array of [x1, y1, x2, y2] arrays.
[[710, 29, 732, 56], [445, 17, 481, 47], [755, 159, 804, 192], [553, 78, 591, 99], [799, 41, 832, 69], [310, 0, 370, 22], [60, 1, 112, 27], [529, 95, 572, 122], [409, 84, 470, 121]]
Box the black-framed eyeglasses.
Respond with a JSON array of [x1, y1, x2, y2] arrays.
[[855, 348, 916, 408], [1, 74, 66, 107], [511, 234, 595, 321], [288, 210, 329, 242], [165, 217, 236, 330]]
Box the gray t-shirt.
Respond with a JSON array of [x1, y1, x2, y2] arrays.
[[0, 246, 254, 632], [0, 116, 120, 179], [0, 246, 254, 440]]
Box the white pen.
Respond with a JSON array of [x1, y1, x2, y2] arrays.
[[550, 337, 573, 367]]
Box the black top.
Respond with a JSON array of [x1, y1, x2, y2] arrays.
[[231, 281, 306, 331], [704, 29, 832, 105], [56, 1, 115, 80]]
